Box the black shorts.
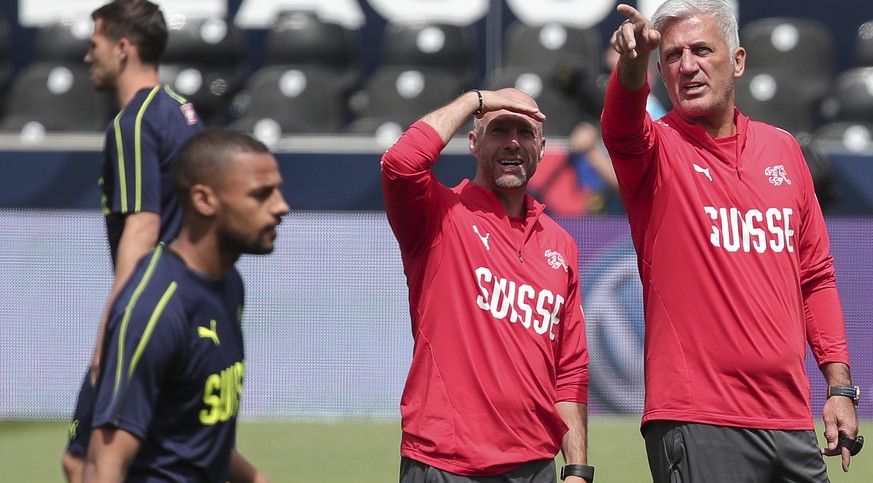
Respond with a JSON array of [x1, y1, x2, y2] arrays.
[[65, 370, 95, 457], [400, 457, 556, 483], [643, 420, 829, 483]]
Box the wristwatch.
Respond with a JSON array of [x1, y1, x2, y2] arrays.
[[561, 464, 595, 482], [827, 385, 860, 406]]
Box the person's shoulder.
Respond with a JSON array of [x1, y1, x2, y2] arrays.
[[114, 246, 187, 327], [745, 119, 801, 148], [536, 212, 579, 246]]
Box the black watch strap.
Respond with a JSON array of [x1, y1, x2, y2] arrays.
[[828, 385, 860, 406], [839, 433, 864, 456], [561, 464, 595, 482]]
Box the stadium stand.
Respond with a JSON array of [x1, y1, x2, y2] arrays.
[[503, 21, 601, 87], [231, 65, 349, 139], [32, 18, 92, 64], [345, 66, 461, 137], [379, 21, 478, 90], [855, 19, 873, 67], [824, 67, 873, 123], [0, 15, 11, 116], [485, 67, 581, 137], [0, 62, 109, 134], [812, 121, 873, 154], [740, 18, 834, 107], [734, 68, 816, 134], [159, 16, 247, 126], [264, 10, 362, 94]]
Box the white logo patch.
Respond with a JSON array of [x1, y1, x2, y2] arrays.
[[764, 165, 792, 186], [473, 225, 490, 250], [544, 249, 568, 272], [693, 163, 713, 182]]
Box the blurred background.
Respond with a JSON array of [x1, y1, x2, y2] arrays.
[[0, 0, 872, 481]]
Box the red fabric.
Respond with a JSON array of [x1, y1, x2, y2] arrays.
[[601, 71, 849, 431], [526, 147, 591, 217], [382, 121, 589, 476]]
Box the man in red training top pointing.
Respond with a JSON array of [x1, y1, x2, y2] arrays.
[[601, 0, 860, 481]]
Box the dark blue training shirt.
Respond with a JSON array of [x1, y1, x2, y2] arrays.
[[92, 243, 246, 482], [101, 85, 203, 266], [66, 85, 204, 458]]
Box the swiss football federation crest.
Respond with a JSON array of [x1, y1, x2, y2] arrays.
[[544, 249, 568, 272], [764, 165, 792, 186]]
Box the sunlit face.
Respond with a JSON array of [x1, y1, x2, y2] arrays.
[[470, 103, 545, 192], [84, 19, 121, 91], [658, 13, 745, 127], [214, 151, 291, 255]]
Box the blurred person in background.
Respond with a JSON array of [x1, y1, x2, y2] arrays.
[[63, 1, 203, 481]]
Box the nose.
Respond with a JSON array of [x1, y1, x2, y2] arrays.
[[679, 48, 697, 75], [274, 191, 291, 217]]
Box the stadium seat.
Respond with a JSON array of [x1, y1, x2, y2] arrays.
[[380, 21, 478, 89], [503, 21, 602, 84], [740, 17, 834, 106], [0, 63, 110, 133], [811, 121, 873, 154], [855, 19, 873, 67], [734, 69, 815, 134], [32, 18, 92, 64], [485, 67, 581, 137], [346, 66, 461, 134], [265, 11, 361, 93], [159, 17, 247, 125], [231, 65, 349, 136], [825, 67, 873, 123]]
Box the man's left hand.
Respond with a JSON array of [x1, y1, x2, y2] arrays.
[[821, 395, 860, 471]]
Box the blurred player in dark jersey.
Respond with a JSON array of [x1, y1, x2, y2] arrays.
[[83, 128, 288, 482], [63, 1, 203, 481]]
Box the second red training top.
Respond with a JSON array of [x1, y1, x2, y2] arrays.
[[382, 121, 589, 476]]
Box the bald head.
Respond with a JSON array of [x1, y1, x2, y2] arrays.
[[472, 88, 544, 141]]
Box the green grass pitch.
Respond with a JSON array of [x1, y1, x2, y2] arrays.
[[1, 418, 869, 482]]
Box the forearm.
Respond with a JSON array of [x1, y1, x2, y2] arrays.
[[83, 428, 139, 483], [821, 362, 852, 386], [616, 55, 651, 90], [420, 90, 480, 144], [556, 401, 588, 464], [228, 449, 270, 483]]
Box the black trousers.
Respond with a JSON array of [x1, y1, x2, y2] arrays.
[[400, 457, 556, 483], [644, 421, 829, 483]]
